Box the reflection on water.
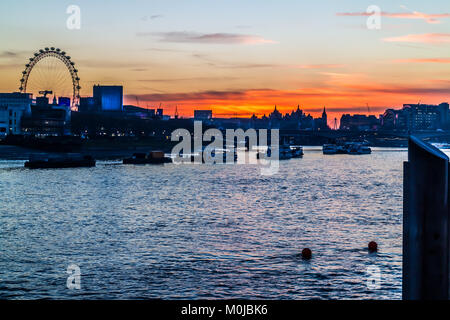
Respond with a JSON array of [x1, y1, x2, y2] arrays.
[[0, 147, 405, 299]]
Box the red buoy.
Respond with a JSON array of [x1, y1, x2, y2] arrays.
[[368, 241, 378, 252], [301, 248, 312, 259]]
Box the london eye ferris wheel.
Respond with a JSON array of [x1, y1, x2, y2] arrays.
[[19, 47, 81, 110]]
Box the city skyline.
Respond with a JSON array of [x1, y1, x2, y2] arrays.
[[1, 1, 450, 125]]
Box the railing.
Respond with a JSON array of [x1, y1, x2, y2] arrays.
[[403, 136, 450, 299]]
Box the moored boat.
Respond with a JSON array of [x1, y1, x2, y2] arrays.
[[290, 145, 304, 158], [323, 143, 371, 155], [25, 154, 95, 169], [123, 151, 172, 164], [323, 144, 338, 155]]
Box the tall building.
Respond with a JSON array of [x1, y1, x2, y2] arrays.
[[21, 95, 70, 136], [340, 114, 379, 131], [58, 97, 71, 107], [0, 92, 32, 136], [380, 102, 450, 131], [403, 103, 444, 130], [93, 85, 123, 112], [269, 105, 282, 120], [322, 107, 328, 128], [194, 110, 212, 121], [79, 97, 98, 113]]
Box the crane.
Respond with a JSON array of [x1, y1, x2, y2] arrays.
[[135, 96, 140, 108], [39, 90, 53, 98]]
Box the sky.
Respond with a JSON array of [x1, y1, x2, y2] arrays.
[[0, 0, 449, 124]]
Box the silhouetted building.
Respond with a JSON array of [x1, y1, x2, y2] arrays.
[[93, 85, 123, 112], [194, 110, 212, 121], [315, 107, 329, 130], [0, 92, 32, 135], [79, 97, 98, 113], [321, 107, 328, 129], [269, 106, 282, 120], [403, 103, 448, 130], [58, 97, 71, 107], [340, 114, 379, 131], [22, 95, 70, 136], [380, 102, 450, 131], [381, 109, 407, 130]]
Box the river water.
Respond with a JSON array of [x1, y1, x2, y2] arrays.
[[0, 147, 406, 299]]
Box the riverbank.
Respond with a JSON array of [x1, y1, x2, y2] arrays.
[[0, 136, 177, 160]]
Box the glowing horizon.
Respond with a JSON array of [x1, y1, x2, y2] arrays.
[[1, 0, 449, 125]]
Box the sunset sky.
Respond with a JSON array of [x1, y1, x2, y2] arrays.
[[0, 0, 450, 124]]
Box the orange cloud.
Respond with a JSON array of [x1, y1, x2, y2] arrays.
[[290, 64, 345, 69], [394, 58, 450, 64], [383, 33, 450, 44], [337, 11, 450, 24]]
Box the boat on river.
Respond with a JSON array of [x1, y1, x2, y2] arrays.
[[323, 143, 371, 155], [25, 154, 96, 169], [123, 151, 172, 164]]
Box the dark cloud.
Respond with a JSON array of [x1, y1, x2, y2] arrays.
[[141, 14, 164, 21], [0, 50, 30, 59], [137, 31, 275, 44], [126, 90, 252, 102], [0, 51, 19, 58]]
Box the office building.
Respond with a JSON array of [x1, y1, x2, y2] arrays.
[[93, 85, 123, 112], [0, 92, 32, 136], [194, 110, 213, 121]]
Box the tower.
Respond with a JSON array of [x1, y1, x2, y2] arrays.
[[322, 106, 328, 129]]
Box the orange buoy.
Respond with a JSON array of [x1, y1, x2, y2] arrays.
[[301, 248, 312, 259], [368, 241, 378, 252]]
